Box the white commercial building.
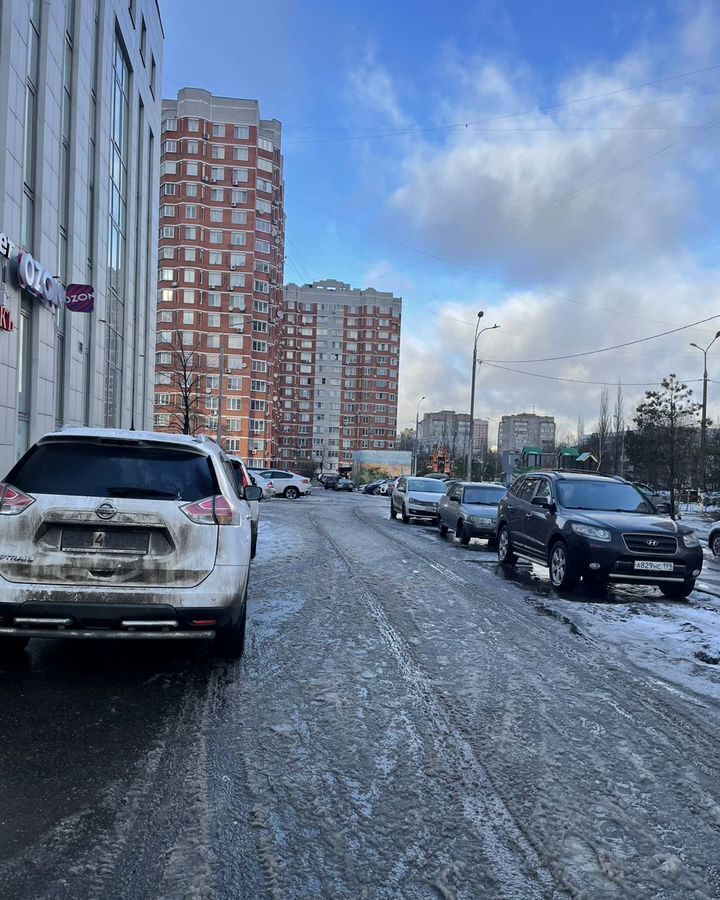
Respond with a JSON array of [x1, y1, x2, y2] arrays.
[[0, 0, 163, 474]]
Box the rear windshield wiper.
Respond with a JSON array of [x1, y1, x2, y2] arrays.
[[106, 486, 179, 499]]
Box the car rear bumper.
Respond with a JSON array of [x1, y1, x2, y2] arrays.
[[0, 599, 246, 641], [0, 563, 249, 611]]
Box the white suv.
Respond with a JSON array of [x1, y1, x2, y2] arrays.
[[249, 468, 312, 500], [0, 428, 261, 657]]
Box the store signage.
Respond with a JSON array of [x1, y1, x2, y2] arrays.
[[65, 283, 95, 313], [0, 306, 14, 332], [16, 250, 65, 307], [0, 231, 94, 313]]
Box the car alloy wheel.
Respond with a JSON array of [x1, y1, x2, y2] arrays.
[[284, 486, 300, 500], [498, 526, 516, 565], [549, 540, 578, 590], [712, 534, 720, 557], [401, 507, 411, 524]]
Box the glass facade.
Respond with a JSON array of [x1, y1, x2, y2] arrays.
[[105, 37, 131, 426]]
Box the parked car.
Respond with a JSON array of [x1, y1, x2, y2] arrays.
[[246, 470, 276, 500], [437, 482, 508, 545], [496, 471, 702, 597], [226, 456, 260, 559], [323, 475, 340, 490], [334, 478, 354, 492], [0, 428, 262, 657], [390, 476, 449, 523], [362, 479, 386, 494], [249, 468, 311, 500], [378, 478, 396, 496], [707, 522, 720, 556]]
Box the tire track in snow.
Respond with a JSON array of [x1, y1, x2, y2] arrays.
[[313, 512, 567, 900]]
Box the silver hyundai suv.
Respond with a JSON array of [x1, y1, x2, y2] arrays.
[[0, 428, 261, 657]]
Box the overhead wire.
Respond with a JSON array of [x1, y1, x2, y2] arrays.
[[481, 361, 704, 387], [482, 313, 720, 364]]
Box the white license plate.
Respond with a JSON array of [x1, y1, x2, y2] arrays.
[[634, 560, 674, 572]]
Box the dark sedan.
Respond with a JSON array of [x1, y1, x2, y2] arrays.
[[437, 482, 507, 545]]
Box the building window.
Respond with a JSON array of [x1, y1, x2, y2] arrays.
[[211, 188, 224, 202], [162, 139, 177, 153], [233, 168, 249, 183], [257, 177, 272, 193], [186, 140, 199, 154], [231, 210, 248, 225], [211, 145, 225, 159], [257, 157, 273, 173], [186, 161, 199, 176], [185, 205, 197, 219], [256, 198, 272, 214], [162, 117, 177, 132], [184, 226, 196, 239], [231, 232, 247, 246], [105, 36, 130, 427], [258, 137, 273, 152], [255, 239, 271, 254], [234, 125, 250, 139], [209, 230, 223, 244], [209, 251, 223, 265], [188, 118, 199, 132], [207, 293, 221, 307], [213, 123, 225, 137]]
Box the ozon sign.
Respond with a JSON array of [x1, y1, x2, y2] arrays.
[[16, 251, 65, 307], [0, 232, 65, 308]]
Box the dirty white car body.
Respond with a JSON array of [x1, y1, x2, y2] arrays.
[[0, 428, 258, 657]]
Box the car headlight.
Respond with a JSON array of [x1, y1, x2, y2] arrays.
[[682, 531, 700, 548], [570, 523, 612, 542], [468, 515, 493, 525]]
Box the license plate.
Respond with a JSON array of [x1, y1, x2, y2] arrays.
[[61, 529, 150, 554], [634, 560, 674, 572]]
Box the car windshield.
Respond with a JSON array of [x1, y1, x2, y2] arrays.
[[463, 486, 507, 505], [9, 441, 217, 502], [407, 479, 448, 493], [557, 480, 653, 513]]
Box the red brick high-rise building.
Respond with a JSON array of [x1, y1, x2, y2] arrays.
[[154, 89, 284, 466], [280, 280, 402, 473]]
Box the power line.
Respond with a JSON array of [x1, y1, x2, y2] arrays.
[[483, 314, 720, 364], [282, 66, 720, 144], [482, 361, 704, 387], [282, 88, 720, 133]]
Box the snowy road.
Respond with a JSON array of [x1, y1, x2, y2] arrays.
[[2, 490, 720, 899]]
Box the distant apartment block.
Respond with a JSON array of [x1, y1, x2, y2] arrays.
[[154, 88, 284, 466], [280, 280, 402, 471], [498, 413, 556, 454], [473, 418, 489, 455], [418, 410, 471, 456]]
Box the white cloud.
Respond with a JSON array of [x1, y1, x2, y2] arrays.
[[398, 261, 720, 444], [346, 49, 412, 128]]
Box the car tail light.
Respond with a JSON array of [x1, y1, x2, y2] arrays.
[[181, 495, 235, 525], [267, 481, 274, 489], [301, 479, 310, 484], [0, 483, 35, 516]]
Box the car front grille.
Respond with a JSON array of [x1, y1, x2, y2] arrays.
[[622, 533, 677, 555]]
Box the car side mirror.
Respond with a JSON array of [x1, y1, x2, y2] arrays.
[[244, 485, 262, 502], [532, 496, 555, 512]]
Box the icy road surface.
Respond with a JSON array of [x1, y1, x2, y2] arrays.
[[2, 490, 720, 899]]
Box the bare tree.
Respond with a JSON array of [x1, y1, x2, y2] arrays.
[[576, 414, 585, 448], [612, 381, 625, 475], [160, 330, 206, 435], [595, 387, 611, 472]]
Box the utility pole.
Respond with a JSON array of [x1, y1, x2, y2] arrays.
[[466, 313, 500, 481], [216, 345, 224, 449], [414, 395, 425, 476], [690, 331, 720, 493]]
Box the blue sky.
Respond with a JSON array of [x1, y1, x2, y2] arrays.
[[162, 1, 720, 439]]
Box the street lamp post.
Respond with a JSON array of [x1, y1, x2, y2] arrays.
[[466, 312, 500, 481], [690, 330, 720, 493], [414, 395, 426, 476]]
